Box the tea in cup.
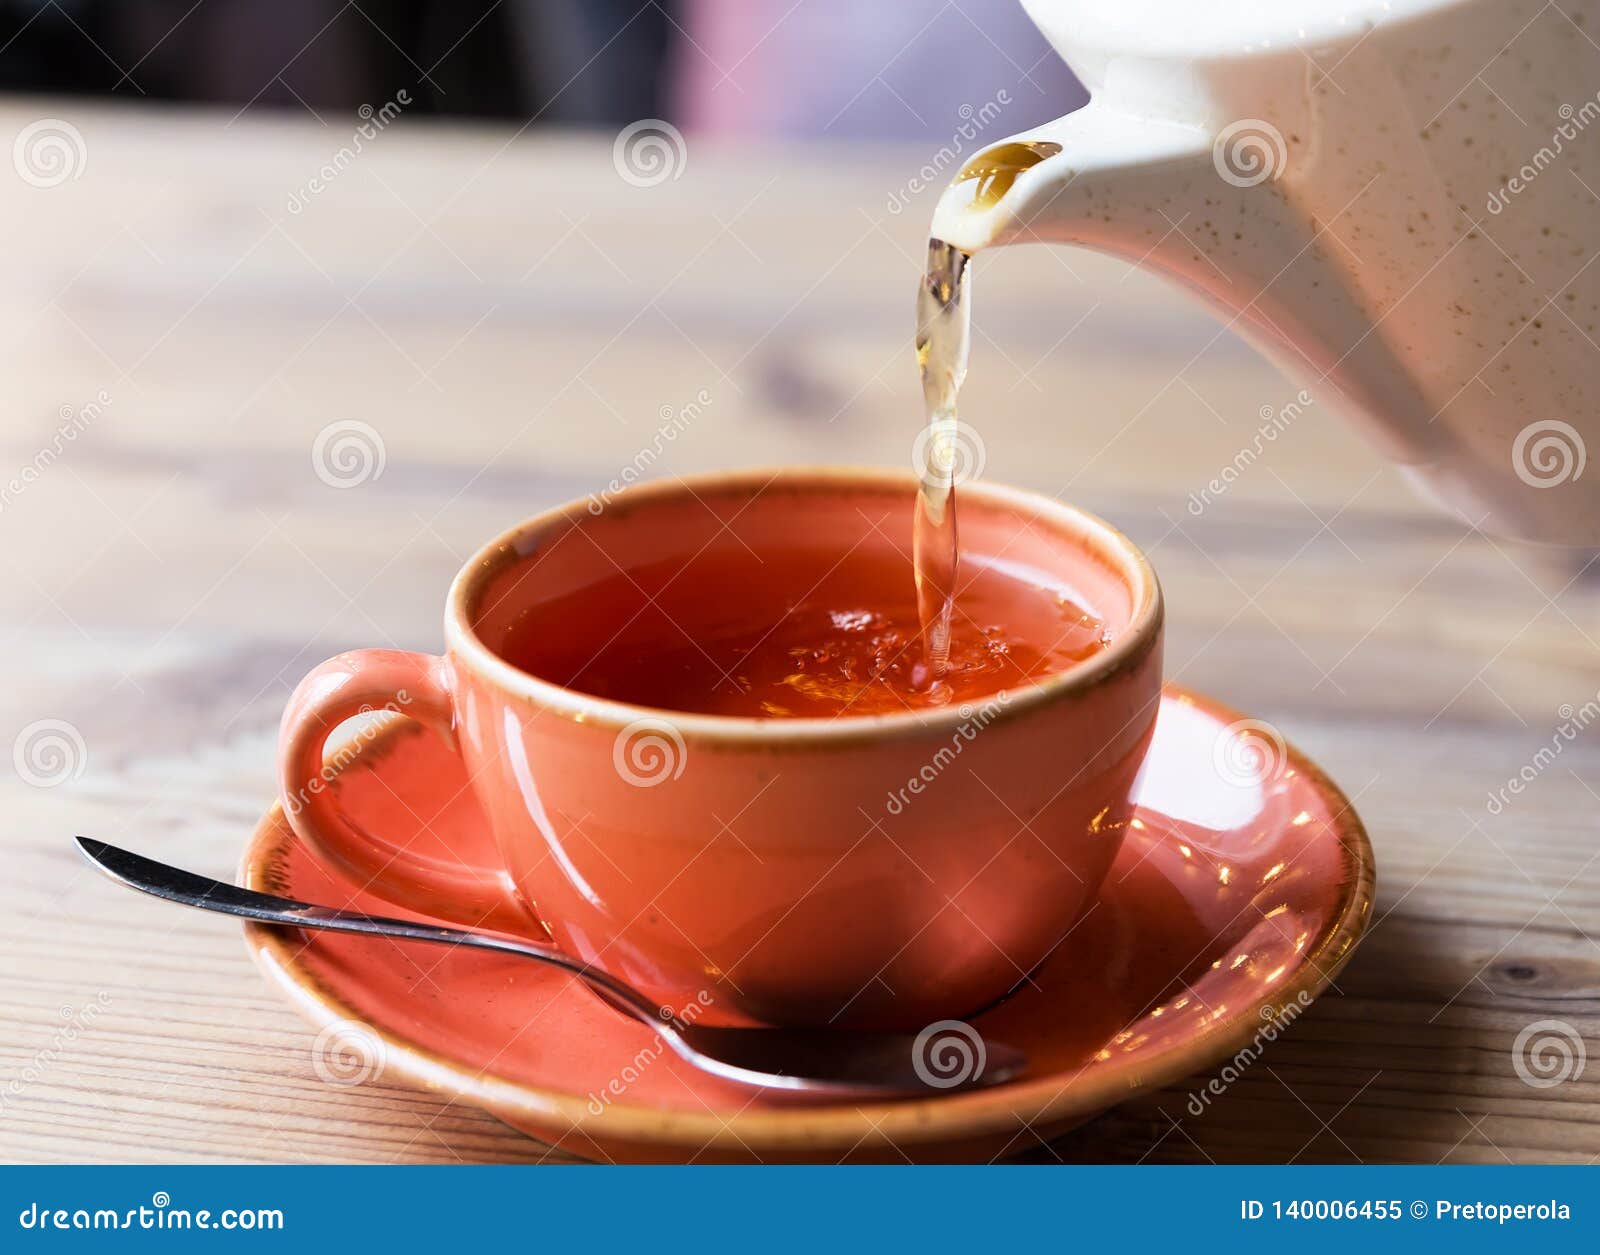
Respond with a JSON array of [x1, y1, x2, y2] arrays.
[[278, 468, 1162, 1028]]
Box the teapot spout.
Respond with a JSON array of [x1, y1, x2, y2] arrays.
[[934, 102, 1449, 478], [931, 102, 1214, 255]]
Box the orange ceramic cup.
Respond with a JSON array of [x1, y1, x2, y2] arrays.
[[278, 468, 1163, 1029]]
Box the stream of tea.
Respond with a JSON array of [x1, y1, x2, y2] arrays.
[[912, 238, 970, 688], [912, 140, 1069, 691], [509, 139, 1106, 719]]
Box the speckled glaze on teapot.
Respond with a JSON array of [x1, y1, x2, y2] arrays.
[[936, 0, 1600, 545]]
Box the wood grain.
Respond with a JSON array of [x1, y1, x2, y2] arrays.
[[0, 102, 1595, 1164]]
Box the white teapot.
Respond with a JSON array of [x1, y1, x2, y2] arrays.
[[933, 0, 1600, 544]]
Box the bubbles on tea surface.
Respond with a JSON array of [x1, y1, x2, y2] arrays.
[[752, 596, 1107, 717]]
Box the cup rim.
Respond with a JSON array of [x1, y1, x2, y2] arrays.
[[443, 465, 1162, 743]]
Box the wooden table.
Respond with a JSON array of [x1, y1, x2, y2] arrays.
[[1, 102, 1595, 1164]]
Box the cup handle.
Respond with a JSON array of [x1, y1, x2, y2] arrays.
[[278, 649, 527, 933]]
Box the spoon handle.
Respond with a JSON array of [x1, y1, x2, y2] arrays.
[[73, 836, 661, 1026]]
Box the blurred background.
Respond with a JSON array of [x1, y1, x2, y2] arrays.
[[5, 0, 1596, 1170], [0, 0, 1084, 136]]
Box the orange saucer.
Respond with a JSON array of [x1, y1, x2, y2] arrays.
[[241, 685, 1374, 1163]]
